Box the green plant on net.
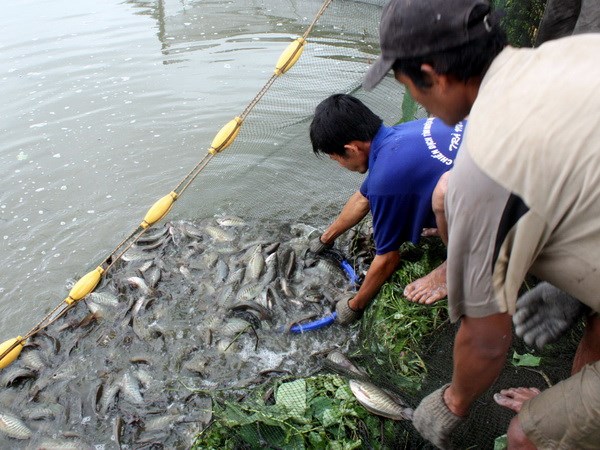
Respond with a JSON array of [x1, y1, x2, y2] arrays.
[[358, 239, 449, 390], [194, 375, 398, 450]]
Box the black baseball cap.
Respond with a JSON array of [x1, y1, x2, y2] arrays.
[[363, 0, 493, 90]]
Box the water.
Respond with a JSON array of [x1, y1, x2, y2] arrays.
[[0, 0, 407, 342]]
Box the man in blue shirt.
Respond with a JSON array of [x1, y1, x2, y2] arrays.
[[309, 94, 465, 324]]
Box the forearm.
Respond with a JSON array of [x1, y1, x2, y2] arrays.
[[445, 314, 512, 416], [321, 191, 370, 244], [349, 251, 400, 310]]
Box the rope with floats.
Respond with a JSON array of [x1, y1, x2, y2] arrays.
[[0, 0, 334, 369]]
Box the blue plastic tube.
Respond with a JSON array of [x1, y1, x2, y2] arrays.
[[287, 258, 359, 333]]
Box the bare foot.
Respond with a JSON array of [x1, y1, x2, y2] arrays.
[[421, 227, 440, 237], [404, 261, 447, 304], [493, 387, 541, 413]]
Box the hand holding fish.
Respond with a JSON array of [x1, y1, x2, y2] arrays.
[[513, 282, 590, 349]]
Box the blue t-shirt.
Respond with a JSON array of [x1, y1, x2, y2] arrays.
[[360, 118, 465, 255]]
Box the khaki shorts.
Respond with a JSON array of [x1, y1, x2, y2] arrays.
[[519, 361, 600, 449]]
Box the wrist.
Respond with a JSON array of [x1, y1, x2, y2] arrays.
[[348, 297, 363, 311], [443, 385, 470, 418], [320, 232, 334, 246]]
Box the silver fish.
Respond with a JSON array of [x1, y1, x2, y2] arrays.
[[22, 403, 63, 421], [216, 215, 246, 227], [221, 318, 252, 337], [279, 248, 296, 279], [120, 373, 144, 405], [236, 283, 262, 303], [180, 221, 205, 239], [204, 225, 235, 242], [20, 349, 46, 372], [126, 276, 152, 296], [98, 378, 121, 416], [28, 437, 95, 450], [137, 224, 170, 244], [348, 380, 413, 421], [215, 259, 229, 283], [121, 246, 156, 262], [142, 265, 162, 288], [325, 351, 369, 379], [262, 252, 278, 285], [183, 354, 208, 374], [87, 291, 119, 308], [0, 411, 32, 439], [246, 245, 264, 280], [0, 366, 36, 387]]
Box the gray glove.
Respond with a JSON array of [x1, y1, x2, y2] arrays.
[[335, 295, 362, 325], [309, 235, 333, 255], [413, 384, 465, 449], [513, 282, 590, 349]]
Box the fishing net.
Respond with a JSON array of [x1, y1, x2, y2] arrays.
[[0, 0, 577, 449]]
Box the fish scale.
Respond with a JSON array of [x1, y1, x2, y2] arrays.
[[349, 380, 413, 421], [0, 411, 32, 439]]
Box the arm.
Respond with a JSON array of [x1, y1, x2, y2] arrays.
[[445, 313, 513, 416], [349, 250, 400, 311], [321, 191, 370, 244]]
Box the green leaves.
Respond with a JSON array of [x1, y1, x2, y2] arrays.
[[194, 375, 369, 449], [512, 351, 541, 367]]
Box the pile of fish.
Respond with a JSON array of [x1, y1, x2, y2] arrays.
[[0, 216, 374, 448]]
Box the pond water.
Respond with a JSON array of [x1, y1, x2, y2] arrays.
[[0, 0, 406, 340]]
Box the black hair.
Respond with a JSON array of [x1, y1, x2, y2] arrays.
[[392, 6, 508, 88], [310, 94, 383, 156]]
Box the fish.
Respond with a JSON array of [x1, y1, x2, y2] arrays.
[[204, 225, 235, 242], [0, 411, 32, 439], [120, 372, 144, 405], [221, 318, 252, 337], [262, 252, 278, 285], [348, 380, 413, 421], [121, 246, 156, 262], [137, 224, 170, 244], [180, 221, 205, 240], [27, 436, 95, 449], [0, 366, 36, 387], [325, 350, 369, 379], [246, 245, 264, 280], [230, 301, 272, 321], [279, 248, 296, 279], [86, 291, 120, 308], [216, 215, 246, 227], [215, 259, 229, 283], [236, 283, 262, 303]]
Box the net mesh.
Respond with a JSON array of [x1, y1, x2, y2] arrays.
[[1, 1, 574, 448], [185, 1, 576, 449]]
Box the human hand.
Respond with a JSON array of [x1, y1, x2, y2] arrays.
[[308, 235, 333, 255], [413, 384, 465, 449], [335, 295, 362, 325], [513, 282, 590, 349]]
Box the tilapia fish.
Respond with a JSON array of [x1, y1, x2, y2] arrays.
[[325, 350, 368, 379], [349, 380, 413, 421]]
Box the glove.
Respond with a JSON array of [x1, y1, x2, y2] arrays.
[[309, 235, 333, 255], [413, 384, 465, 450], [513, 282, 590, 349], [335, 295, 362, 325]]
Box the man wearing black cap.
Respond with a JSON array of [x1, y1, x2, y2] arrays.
[[363, 0, 600, 448]]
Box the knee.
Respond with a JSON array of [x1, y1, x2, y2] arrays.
[[432, 173, 449, 216], [507, 416, 536, 450]]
